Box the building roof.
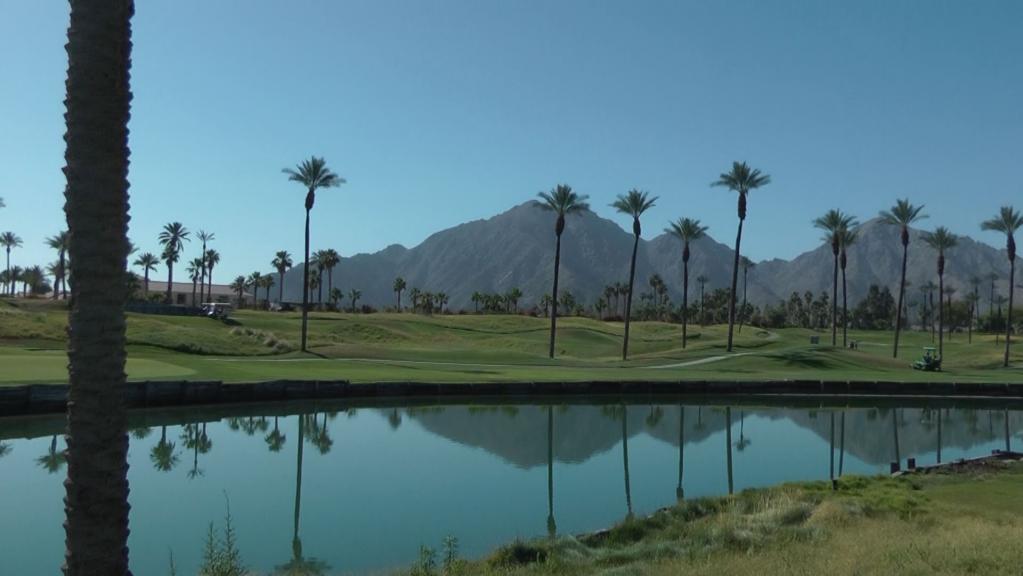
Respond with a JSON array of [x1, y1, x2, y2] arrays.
[[146, 281, 252, 297]]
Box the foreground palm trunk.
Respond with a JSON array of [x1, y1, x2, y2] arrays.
[[1007, 257, 1015, 367], [301, 196, 312, 351], [548, 223, 563, 358], [893, 235, 909, 358], [727, 214, 744, 352], [682, 250, 690, 349], [62, 1, 134, 574], [622, 223, 639, 360]]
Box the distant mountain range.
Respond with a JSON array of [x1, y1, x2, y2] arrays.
[[270, 201, 1011, 312]]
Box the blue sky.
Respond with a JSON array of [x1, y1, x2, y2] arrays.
[[1, 0, 1021, 282]]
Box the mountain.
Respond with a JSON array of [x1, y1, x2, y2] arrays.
[[270, 202, 1011, 312]]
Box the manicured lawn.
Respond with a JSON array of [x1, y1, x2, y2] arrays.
[[2, 298, 1021, 384], [436, 461, 1023, 576]]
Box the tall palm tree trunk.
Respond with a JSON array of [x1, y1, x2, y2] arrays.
[[621, 408, 632, 516], [548, 231, 562, 359], [727, 218, 745, 352], [682, 255, 690, 349], [676, 405, 685, 500], [547, 407, 555, 538], [938, 272, 945, 358], [841, 260, 849, 348], [831, 251, 838, 346], [738, 266, 748, 334], [278, 267, 285, 303], [622, 231, 639, 361], [4, 247, 10, 295], [893, 241, 908, 358], [62, 1, 134, 573], [293, 416, 305, 558], [165, 262, 174, 304], [1005, 258, 1015, 367], [301, 201, 311, 352], [142, 271, 149, 297]]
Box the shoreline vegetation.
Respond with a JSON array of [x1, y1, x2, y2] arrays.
[[398, 457, 1023, 576]]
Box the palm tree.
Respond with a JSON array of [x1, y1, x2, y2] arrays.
[[737, 257, 756, 334], [981, 206, 1023, 367], [248, 272, 263, 308], [393, 277, 406, 310], [46, 231, 70, 299], [612, 189, 658, 361], [261, 275, 276, 307], [348, 288, 361, 313], [1, 231, 22, 295], [409, 287, 421, 313], [133, 252, 159, 298], [272, 250, 293, 304], [813, 209, 858, 346], [537, 185, 590, 358], [60, 6, 134, 571], [838, 225, 859, 347], [37, 435, 67, 474], [186, 258, 203, 307], [437, 292, 449, 314], [988, 272, 999, 318], [312, 249, 327, 308], [921, 280, 937, 339], [203, 248, 220, 303], [265, 417, 287, 453], [158, 222, 189, 304], [321, 248, 340, 306], [283, 156, 345, 352], [230, 276, 248, 307], [506, 287, 523, 313], [471, 291, 482, 313], [712, 162, 771, 352], [922, 227, 959, 359], [666, 218, 707, 349], [879, 199, 927, 358], [196, 230, 214, 305], [150, 426, 178, 472], [696, 275, 709, 325]]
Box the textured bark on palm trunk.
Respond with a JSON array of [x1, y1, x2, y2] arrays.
[[893, 236, 909, 358], [301, 197, 311, 352], [727, 216, 744, 352], [682, 247, 689, 349], [938, 259, 945, 359], [1006, 258, 1015, 367], [622, 225, 640, 361], [831, 248, 838, 346], [62, 1, 134, 574], [548, 227, 563, 359]]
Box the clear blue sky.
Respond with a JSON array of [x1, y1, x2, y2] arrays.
[[1, 0, 1021, 282]]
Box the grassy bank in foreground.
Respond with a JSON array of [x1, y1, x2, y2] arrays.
[[425, 460, 1023, 576], [2, 298, 1022, 384]]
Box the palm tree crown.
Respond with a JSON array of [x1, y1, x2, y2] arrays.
[[921, 227, 959, 266], [537, 184, 589, 235], [711, 161, 771, 219], [611, 189, 658, 236], [813, 210, 858, 253], [157, 222, 189, 254], [666, 218, 708, 246], [879, 199, 927, 245], [981, 205, 1023, 260], [283, 156, 345, 209]]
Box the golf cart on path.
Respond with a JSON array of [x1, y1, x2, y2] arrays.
[[912, 347, 942, 372], [201, 303, 233, 320]]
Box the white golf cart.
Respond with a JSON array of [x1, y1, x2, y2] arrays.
[[201, 303, 233, 320]]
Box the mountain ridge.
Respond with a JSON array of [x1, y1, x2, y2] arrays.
[[270, 202, 1011, 313]]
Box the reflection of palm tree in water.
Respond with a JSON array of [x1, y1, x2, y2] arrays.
[[130, 427, 152, 440], [388, 408, 402, 430], [151, 425, 179, 472], [725, 407, 734, 495], [839, 411, 846, 476], [892, 409, 901, 467], [622, 406, 633, 519], [0, 442, 11, 459], [265, 416, 287, 453], [676, 406, 685, 502], [734, 410, 751, 451], [37, 435, 67, 474], [275, 415, 329, 575], [309, 413, 334, 455], [936, 409, 942, 464], [182, 424, 203, 479], [546, 406, 556, 539]]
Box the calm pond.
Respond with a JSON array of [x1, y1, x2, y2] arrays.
[[1, 398, 1020, 575]]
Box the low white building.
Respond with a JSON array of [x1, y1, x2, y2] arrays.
[[145, 281, 254, 307]]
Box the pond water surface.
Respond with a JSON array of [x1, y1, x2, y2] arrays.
[[1, 398, 1020, 575]]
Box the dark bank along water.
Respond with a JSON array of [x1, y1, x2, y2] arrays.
[[0, 400, 1020, 575]]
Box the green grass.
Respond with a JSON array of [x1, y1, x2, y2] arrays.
[[2, 297, 1022, 384], [428, 461, 1023, 576]]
